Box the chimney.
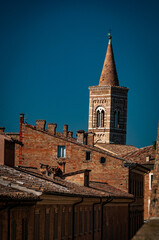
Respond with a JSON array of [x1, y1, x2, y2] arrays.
[[84, 170, 90, 187], [87, 132, 94, 147], [68, 131, 73, 138], [63, 124, 68, 137], [76, 130, 85, 144], [19, 113, 24, 165], [36, 120, 46, 131], [47, 123, 57, 135], [0, 127, 5, 133]]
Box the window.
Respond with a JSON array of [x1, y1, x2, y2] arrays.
[[96, 107, 105, 128], [100, 157, 106, 164], [86, 151, 91, 160], [114, 110, 120, 128], [57, 146, 66, 158], [149, 173, 153, 190]]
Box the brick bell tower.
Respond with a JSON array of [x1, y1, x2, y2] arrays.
[[88, 34, 129, 144]]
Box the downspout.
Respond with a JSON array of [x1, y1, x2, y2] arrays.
[[101, 197, 113, 240], [72, 197, 83, 240], [92, 198, 102, 240], [7, 204, 19, 240]]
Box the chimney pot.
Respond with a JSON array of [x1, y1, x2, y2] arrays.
[[47, 123, 57, 135], [68, 131, 73, 138], [87, 132, 94, 147], [0, 127, 5, 133], [63, 124, 68, 137], [36, 120, 46, 131], [76, 130, 85, 144]]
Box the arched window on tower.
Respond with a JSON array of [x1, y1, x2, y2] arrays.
[[96, 107, 105, 128], [114, 110, 120, 128]]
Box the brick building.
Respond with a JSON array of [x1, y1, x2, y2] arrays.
[[131, 126, 159, 240], [121, 145, 156, 220], [0, 34, 152, 239], [0, 164, 133, 240]]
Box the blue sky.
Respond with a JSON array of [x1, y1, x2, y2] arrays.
[[0, 0, 159, 148]]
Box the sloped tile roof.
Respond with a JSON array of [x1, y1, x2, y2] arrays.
[[121, 145, 156, 164], [95, 143, 138, 156], [0, 165, 133, 200]]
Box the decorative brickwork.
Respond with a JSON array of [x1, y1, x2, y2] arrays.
[[88, 36, 128, 144]]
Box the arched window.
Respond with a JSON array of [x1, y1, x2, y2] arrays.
[[114, 110, 120, 128], [96, 107, 105, 128]]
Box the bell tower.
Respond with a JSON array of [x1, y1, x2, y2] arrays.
[[88, 34, 129, 144]]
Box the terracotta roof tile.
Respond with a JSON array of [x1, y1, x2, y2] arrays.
[[121, 145, 156, 164], [0, 165, 133, 200], [95, 143, 138, 156]]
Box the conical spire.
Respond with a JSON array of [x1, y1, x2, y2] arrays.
[[99, 34, 119, 86]]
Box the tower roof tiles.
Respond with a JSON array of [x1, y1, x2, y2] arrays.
[[99, 35, 119, 86]]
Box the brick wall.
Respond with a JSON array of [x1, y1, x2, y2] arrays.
[[14, 124, 129, 192]]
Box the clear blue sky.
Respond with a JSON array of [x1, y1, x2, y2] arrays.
[[0, 0, 159, 148]]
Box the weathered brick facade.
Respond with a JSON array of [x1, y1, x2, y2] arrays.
[[13, 122, 129, 192], [88, 86, 128, 144], [88, 35, 128, 145]]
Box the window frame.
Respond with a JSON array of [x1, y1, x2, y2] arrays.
[[86, 151, 91, 161], [149, 173, 153, 190], [96, 106, 105, 128], [57, 145, 66, 158]]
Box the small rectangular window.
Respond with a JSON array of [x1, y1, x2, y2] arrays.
[[149, 173, 153, 190], [57, 146, 66, 158], [86, 151, 91, 160]]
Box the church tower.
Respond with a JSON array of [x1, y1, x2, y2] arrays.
[[88, 34, 128, 144]]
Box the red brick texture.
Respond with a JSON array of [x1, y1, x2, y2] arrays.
[[14, 123, 129, 192]]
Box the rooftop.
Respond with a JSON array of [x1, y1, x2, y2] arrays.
[[0, 165, 133, 201]]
